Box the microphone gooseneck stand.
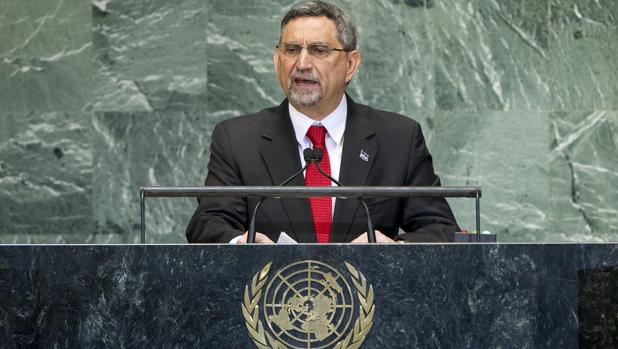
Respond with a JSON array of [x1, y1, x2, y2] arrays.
[[247, 149, 316, 243], [247, 148, 377, 243], [310, 149, 377, 243]]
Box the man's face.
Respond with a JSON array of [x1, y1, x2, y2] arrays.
[[274, 16, 360, 118]]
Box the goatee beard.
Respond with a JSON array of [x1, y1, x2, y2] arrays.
[[288, 71, 322, 107], [288, 87, 322, 107]]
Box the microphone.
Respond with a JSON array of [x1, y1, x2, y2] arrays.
[[247, 148, 319, 243], [307, 148, 377, 243], [304, 148, 322, 163]]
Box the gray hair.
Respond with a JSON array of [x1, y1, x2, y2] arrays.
[[279, 1, 357, 50]]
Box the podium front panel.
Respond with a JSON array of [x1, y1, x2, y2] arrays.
[[0, 244, 616, 348]]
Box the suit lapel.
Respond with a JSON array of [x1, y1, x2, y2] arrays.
[[331, 96, 377, 242], [260, 100, 316, 243]]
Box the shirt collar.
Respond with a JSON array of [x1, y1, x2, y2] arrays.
[[288, 95, 347, 146]]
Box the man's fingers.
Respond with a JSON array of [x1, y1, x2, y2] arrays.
[[255, 233, 275, 244], [351, 233, 368, 243], [352, 231, 396, 244], [374, 230, 396, 243], [236, 232, 249, 244], [237, 232, 274, 244]]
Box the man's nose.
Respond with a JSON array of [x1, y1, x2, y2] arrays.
[[295, 47, 313, 70]]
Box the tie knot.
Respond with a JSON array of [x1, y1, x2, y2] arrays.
[[307, 125, 327, 148]]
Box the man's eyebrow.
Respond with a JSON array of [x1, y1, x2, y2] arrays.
[[282, 41, 329, 45]]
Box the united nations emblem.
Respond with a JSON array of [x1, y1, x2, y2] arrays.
[[242, 260, 375, 349]]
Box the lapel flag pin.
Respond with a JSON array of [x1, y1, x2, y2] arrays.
[[359, 149, 369, 162]]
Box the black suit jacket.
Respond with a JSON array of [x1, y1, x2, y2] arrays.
[[186, 96, 459, 243]]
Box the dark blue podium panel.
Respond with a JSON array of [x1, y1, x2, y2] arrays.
[[0, 244, 616, 348]]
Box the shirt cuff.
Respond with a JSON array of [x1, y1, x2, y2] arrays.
[[229, 235, 242, 244]]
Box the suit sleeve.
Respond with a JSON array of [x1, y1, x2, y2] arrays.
[[185, 123, 247, 243], [397, 123, 460, 242]]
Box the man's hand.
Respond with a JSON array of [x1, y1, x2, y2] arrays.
[[351, 230, 396, 244], [236, 231, 275, 244]]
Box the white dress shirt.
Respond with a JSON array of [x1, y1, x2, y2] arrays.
[[288, 94, 347, 185]]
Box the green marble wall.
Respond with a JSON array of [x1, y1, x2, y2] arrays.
[[1, 0, 616, 243]]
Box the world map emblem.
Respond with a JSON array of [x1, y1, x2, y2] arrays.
[[242, 260, 375, 349]]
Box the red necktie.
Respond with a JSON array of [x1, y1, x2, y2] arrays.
[[305, 126, 332, 243]]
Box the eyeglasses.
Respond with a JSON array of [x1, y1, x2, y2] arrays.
[[276, 42, 351, 59]]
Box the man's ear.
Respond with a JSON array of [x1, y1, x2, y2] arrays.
[[345, 50, 361, 83], [273, 48, 280, 75]]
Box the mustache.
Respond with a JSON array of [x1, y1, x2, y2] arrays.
[[290, 71, 320, 83]]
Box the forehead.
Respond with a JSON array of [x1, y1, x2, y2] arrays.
[[281, 16, 339, 44]]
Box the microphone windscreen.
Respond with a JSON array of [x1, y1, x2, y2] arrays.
[[313, 148, 323, 162], [303, 148, 313, 162]]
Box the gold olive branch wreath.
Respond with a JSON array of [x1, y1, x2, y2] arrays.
[[241, 261, 375, 349]]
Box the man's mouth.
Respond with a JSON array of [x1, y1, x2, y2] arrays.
[[293, 78, 319, 87]]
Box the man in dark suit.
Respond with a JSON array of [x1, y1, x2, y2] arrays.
[[186, 1, 459, 243]]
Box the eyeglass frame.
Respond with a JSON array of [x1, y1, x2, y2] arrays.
[[275, 42, 354, 59]]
